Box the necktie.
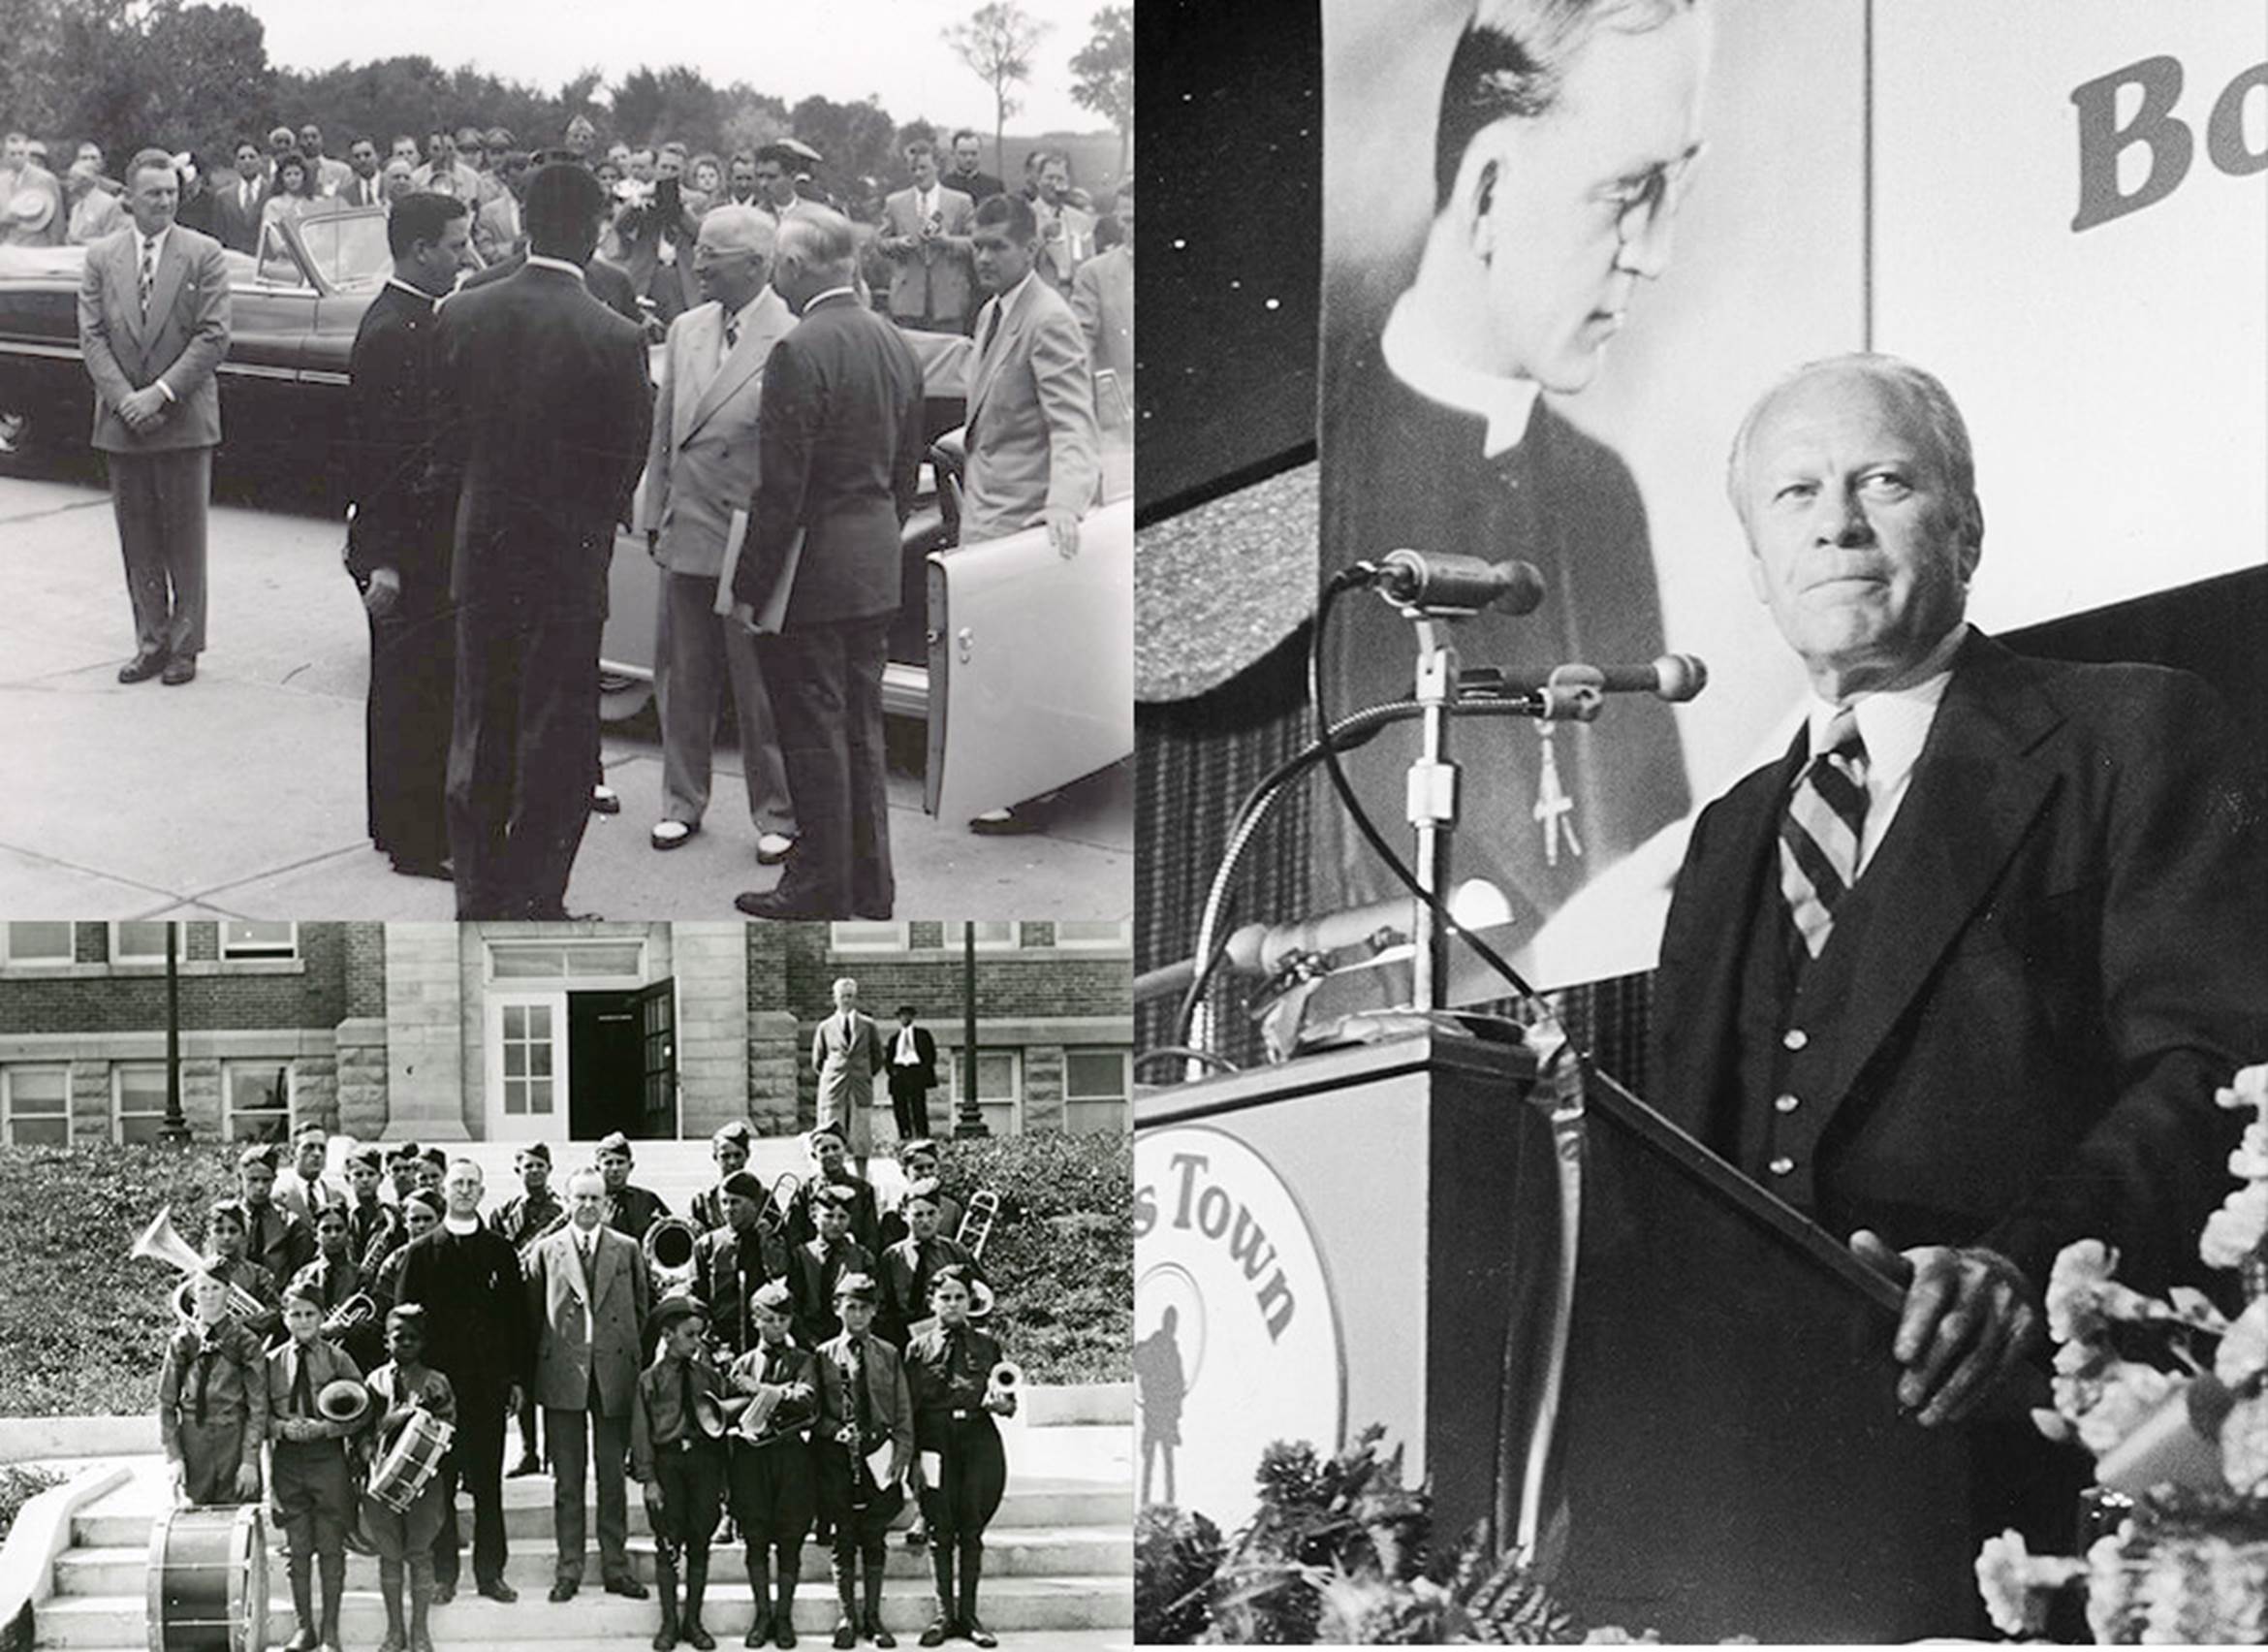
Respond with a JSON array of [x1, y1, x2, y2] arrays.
[[138, 237, 156, 321], [1780, 707, 1869, 961], [677, 1358, 694, 1443], [292, 1348, 313, 1418], [978, 302, 1001, 359], [723, 313, 739, 357]]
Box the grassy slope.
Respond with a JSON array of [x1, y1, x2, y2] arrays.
[[0, 1135, 1128, 1414]]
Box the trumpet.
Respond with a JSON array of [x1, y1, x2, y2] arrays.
[[956, 1190, 998, 1259], [760, 1172, 801, 1232], [132, 1208, 266, 1326], [323, 1293, 377, 1339]]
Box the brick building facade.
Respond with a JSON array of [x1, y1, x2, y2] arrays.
[[0, 920, 1132, 1145]]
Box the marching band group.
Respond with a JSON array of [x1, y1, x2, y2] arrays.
[[143, 1121, 1016, 1652]]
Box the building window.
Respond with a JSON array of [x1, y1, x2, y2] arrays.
[[486, 937, 646, 982], [110, 921, 171, 964], [115, 1064, 171, 1143], [949, 1047, 1023, 1130], [222, 1062, 294, 1142], [498, 1001, 559, 1120], [829, 923, 903, 953], [2, 1065, 71, 1146], [942, 921, 1018, 951], [1063, 1048, 1132, 1133], [219, 921, 297, 960], [2, 922, 75, 966], [1053, 920, 1131, 951]]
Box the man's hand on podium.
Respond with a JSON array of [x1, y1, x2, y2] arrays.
[[1850, 1230, 2043, 1429]]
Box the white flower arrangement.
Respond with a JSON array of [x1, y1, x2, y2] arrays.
[[1974, 1063, 2268, 1641]]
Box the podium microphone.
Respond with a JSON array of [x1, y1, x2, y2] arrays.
[[1472, 653, 1710, 703], [1224, 879, 1514, 978], [1367, 549, 1546, 617]]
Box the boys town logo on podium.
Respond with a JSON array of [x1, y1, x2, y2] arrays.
[[1134, 1128, 1343, 1533]]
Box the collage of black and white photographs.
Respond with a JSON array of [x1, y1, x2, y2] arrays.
[[7, 0, 2268, 1646]]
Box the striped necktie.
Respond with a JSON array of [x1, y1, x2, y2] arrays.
[[139, 237, 156, 321], [1780, 707, 1869, 962]]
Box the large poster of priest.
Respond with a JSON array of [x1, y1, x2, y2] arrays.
[[1315, 0, 2268, 994]]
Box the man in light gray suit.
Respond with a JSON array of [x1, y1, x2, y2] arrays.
[[812, 976, 890, 1174], [962, 192, 1099, 557], [525, 1165, 652, 1603], [79, 147, 232, 686], [638, 205, 799, 865], [877, 136, 976, 334], [960, 192, 1102, 833]]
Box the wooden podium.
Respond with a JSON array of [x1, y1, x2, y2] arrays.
[[1135, 1028, 1984, 1642]]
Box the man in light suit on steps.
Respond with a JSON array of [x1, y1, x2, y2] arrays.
[[638, 205, 800, 867], [525, 1165, 653, 1604]]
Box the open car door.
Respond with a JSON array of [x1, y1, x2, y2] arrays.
[[924, 492, 1134, 821]]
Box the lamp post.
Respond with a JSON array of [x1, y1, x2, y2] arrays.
[[159, 921, 190, 1144], [955, 923, 989, 1137]]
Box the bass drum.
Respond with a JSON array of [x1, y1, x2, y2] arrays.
[[144, 1502, 268, 1652]]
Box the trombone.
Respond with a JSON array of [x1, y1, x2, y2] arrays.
[[956, 1190, 999, 1259], [759, 1172, 801, 1233], [132, 1208, 266, 1327]]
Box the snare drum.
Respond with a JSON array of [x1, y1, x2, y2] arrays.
[[368, 1409, 454, 1514], [144, 1502, 268, 1652]]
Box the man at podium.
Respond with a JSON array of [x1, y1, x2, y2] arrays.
[[1649, 354, 2268, 1539]]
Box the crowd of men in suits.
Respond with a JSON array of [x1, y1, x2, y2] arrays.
[[42, 106, 1129, 919], [166, 1111, 1006, 1648]]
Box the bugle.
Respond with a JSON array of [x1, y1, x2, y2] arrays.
[[133, 1208, 266, 1325], [985, 1360, 1022, 1409], [322, 1293, 377, 1339], [316, 1378, 371, 1428]]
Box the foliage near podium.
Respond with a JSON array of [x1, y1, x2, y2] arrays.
[[0, 1132, 1128, 1414]]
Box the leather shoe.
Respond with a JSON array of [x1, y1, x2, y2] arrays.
[[605, 1575, 650, 1600], [590, 783, 622, 814], [651, 820, 701, 851], [476, 1578, 518, 1604], [160, 655, 197, 685], [286, 1628, 319, 1651], [832, 1618, 857, 1650], [917, 1615, 947, 1648], [755, 834, 796, 866], [508, 1453, 543, 1477], [743, 1609, 772, 1647], [964, 1618, 995, 1648], [391, 856, 453, 882], [432, 1581, 455, 1604], [117, 651, 166, 683], [548, 1581, 578, 1603], [734, 888, 840, 920], [868, 1618, 896, 1650]]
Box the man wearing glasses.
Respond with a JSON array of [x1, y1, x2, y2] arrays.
[[1317, 0, 1710, 940], [635, 206, 801, 868]]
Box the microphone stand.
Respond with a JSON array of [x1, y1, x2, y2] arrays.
[[1406, 617, 1461, 1012]]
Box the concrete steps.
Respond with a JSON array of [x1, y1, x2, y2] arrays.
[[38, 1573, 1132, 1645], [56, 1526, 1131, 1593]]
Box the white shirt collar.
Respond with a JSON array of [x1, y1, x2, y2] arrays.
[[1805, 621, 1970, 790], [138, 224, 172, 259], [805, 285, 858, 310], [442, 1213, 479, 1236], [729, 287, 772, 332], [385, 275, 435, 306], [1379, 290, 1542, 461], [524, 253, 585, 282]]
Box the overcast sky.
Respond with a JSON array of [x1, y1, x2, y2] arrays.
[[239, 0, 1116, 137]]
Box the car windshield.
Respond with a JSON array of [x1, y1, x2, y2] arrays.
[[291, 207, 392, 292]]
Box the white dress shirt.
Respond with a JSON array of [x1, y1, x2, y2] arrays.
[[1802, 622, 1970, 875]]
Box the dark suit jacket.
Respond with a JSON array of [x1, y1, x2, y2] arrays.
[[1317, 338, 1688, 937], [885, 1025, 939, 1093], [730, 292, 925, 628], [212, 175, 268, 254], [394, 1223, 533, 1398], [434, 261, 652, 621], [461, 250, 644, 327], [1650, 633, 2268, 1297], [345, 281, 450, 590]]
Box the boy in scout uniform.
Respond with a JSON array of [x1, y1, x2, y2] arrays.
[[204, 1196, 282, 1343], [345, 1142, 405, 1275], [791, 1187, 874, 1350], [268, 1279, 364, 1652], [598, 1130, 674, 1243], [903, 1267, 1014, 1649], [876, 1182, 981, 1350], [634, 1292, 729, 1651], [362, 1304, 457, 1652], [159, 1267, 269, 1506], [726, 1281, 820, 1648], [816, 1273, 913, 1649], [691, 1122, 756, 1232]]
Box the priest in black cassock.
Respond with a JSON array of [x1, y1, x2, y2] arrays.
[[345, 190, 475, 881], [1317, 1, 1711, 936], [395, 1157, 532, 1604]]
